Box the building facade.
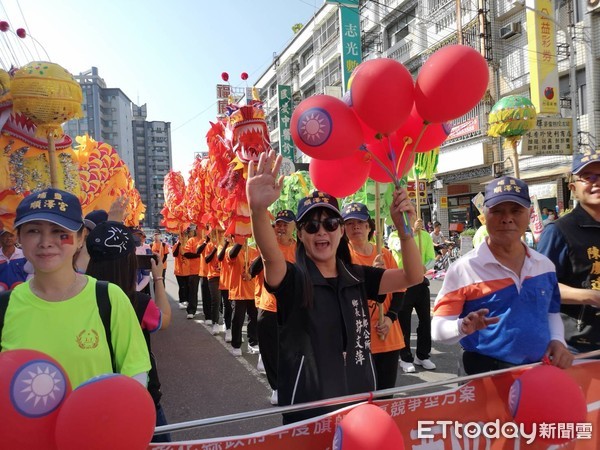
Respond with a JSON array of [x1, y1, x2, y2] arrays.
[[253, 0, 600, 234], [64, 67, 173, 230]]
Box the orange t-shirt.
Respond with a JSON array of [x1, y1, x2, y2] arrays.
[[205, 242, 220, 279], [183, 236, 202, 275], [348, 244, 405, 354], [218, 244, 231, 291], [173, 241, 191, 276], [151, 241, 169, 270], [226, 245, 258, 300], [256, 241, 297, 312]]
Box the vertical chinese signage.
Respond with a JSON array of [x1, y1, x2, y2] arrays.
[[278, 85, 294, 160], [338, 0, 361, 93], [526, 0, 559, 114], [216, 84, 231, 117]]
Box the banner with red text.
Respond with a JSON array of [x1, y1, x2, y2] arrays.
[[148, 360, 599, 449]]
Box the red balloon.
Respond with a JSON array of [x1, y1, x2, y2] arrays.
[[16, 28, 26, 38], [333, 403, 405, 450], [309, 150, 371, 198], [367, 136, 415, 183], [221, 72, 229, 82], [349, 58, 414, 135], [55, 374, 155, 450], [415, 44, 489, 123], [393, 105, 451, 153], [240, 72, 248, 80], [0, 21, 9, 32], [291, 95, 363, 161], [0, 349, 71, 450], [509, 365, 587, 444]]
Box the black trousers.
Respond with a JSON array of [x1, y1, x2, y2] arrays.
[[175, 275, 189, 304], [257, 308, 278, 390], [231, 299, 258, 349], [221, 290, 232, 329], [186, 275, 200, 315], [399, 279, 431, 362], [207, 277, 221, 324], [462, 350, 517, 375], [372, 349, 401, 391], [200, 276, 211, 321]]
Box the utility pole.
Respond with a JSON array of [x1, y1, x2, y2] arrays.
[[456, 0, 463, 44]]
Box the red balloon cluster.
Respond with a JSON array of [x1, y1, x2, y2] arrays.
[[290, 45, 488, 194], [333, 403, 405, 450], [0, 350, 156, 450], [508, 365, 587, 445]]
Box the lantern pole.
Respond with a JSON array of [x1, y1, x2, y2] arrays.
[[47, 133, 59, 188], [374, 182, 385, 341], [511, 141, 520, 179]]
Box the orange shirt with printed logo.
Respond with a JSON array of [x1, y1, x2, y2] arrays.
[[226, 245, 258, 300]]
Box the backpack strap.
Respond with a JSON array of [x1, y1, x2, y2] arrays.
[[95, 281, 116, 373], [0, 290, 12, 352]]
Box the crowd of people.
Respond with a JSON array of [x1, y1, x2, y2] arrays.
[[0, 147, 598, 432]]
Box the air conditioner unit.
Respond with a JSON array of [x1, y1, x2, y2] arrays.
[[499, 22, 521, 39]]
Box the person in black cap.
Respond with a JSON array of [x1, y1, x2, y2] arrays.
[[538, 148, 600, 355], [0, 188, 150, 390], [432, 176, 573, 375], [86, 221, 172, 442], [247, 150, 423, 423]]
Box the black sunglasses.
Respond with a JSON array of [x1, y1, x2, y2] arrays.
[[300, 217, 342, 234], [575, 173, 600, 185]]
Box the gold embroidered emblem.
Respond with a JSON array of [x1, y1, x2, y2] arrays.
[[76, 329, 100, 349]]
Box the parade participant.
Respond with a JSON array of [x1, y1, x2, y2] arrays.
[[0, 188, 150, 389], [151, 231, 169, 280], [86, 221, 172, 442], [247, 150, 423, 423], [0, 229, 28, 290], [172, 229, 191, 310], [432, 177, 573, 375], [537, 149, 600, 354], [182, 227, 202, 319], [251, 209, 297, 405], [342, 202, 405, 390], [225, 237, 259, 356], [389, 218, 437, 373], [204, 228, 222, 335], [217, 235, 234, 342]]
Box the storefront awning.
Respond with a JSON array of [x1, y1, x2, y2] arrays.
[[518, 165, 571, 182]]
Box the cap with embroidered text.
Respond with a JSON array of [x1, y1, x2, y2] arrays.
[[275, 210, 296, 223], [296, 191, 341, 222], [87, 221, 136, 261], [14, 188, 83, 232], [341, 202, 370, 221], [572, 148, 600, 175], [484, 176, 531, 208]]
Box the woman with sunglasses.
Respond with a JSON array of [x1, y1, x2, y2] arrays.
[[247, 150, 423, 423]]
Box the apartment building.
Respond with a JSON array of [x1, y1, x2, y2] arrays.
[[64, 67, 173, 230]]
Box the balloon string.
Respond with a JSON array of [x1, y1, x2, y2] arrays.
[[394, 137, 413, 177], [358, 145, 398, 186]]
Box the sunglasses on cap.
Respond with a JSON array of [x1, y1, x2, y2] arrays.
[[299, 217, 342, 234]]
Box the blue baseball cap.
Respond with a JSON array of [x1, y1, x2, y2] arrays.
[[341, 202, 370, 221], [296, 191, 341, 222], [84, 209, 108, 230], [484, 176, 531, 209], [275, 210, 296, 223], [572, 148, 600, 174], [14, 188, 84, 232]]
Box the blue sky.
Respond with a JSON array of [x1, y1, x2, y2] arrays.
[[0, 0, 321, 175]]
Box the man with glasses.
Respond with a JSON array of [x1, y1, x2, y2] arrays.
[[537, 149, 600, 354]]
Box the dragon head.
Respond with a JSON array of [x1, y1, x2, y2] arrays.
[[225, 99, 271, 164]]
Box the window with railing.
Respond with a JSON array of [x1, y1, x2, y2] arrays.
[[385, 8, 416, 49], [316, 14, 339, 50], [300, 46, 314, 69], [316, 57, 341, 93]]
